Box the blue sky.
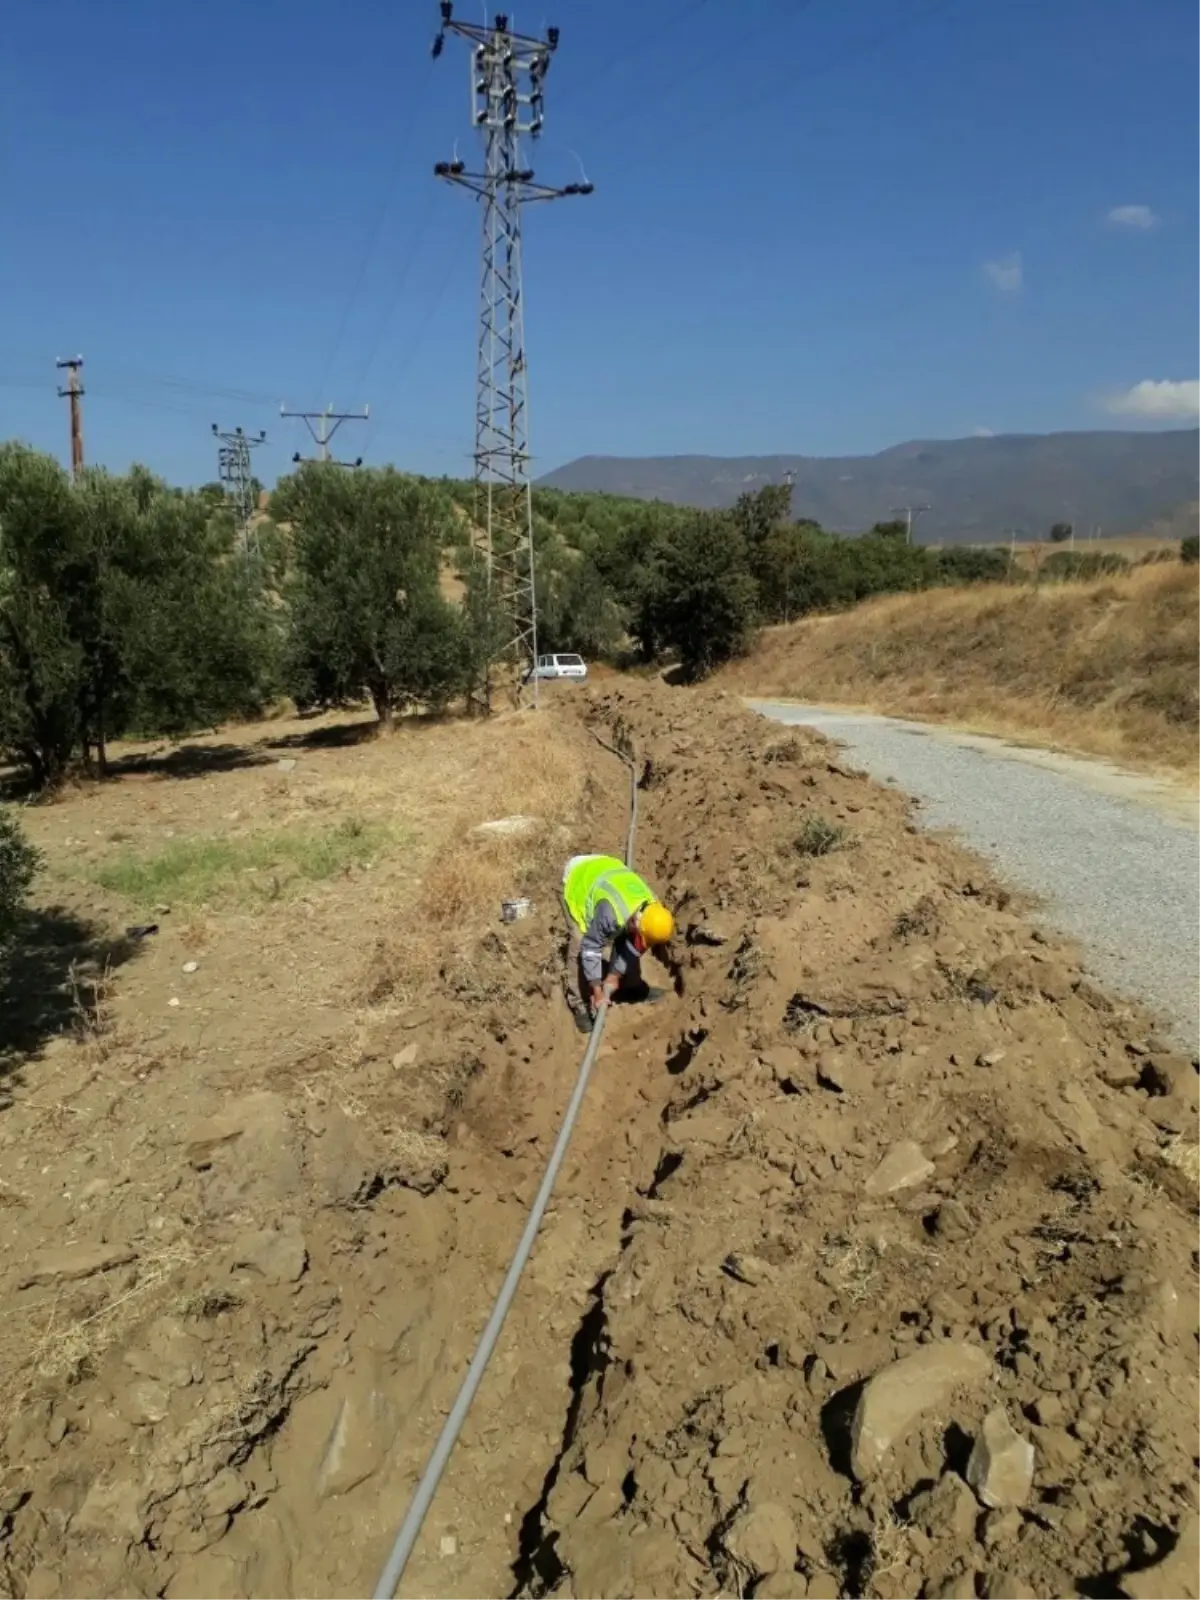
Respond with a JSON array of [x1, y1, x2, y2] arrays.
[[2, 0, 1196, 485]]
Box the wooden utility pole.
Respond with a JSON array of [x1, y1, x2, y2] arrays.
[[56, 356, 85, 476]]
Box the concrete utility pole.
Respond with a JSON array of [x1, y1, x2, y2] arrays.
[[56, 356, 85, 476], [890, 503, 930, 546], [431, 2, 593, 708], [280, 402, 369, 467], [211, 424, 267, 557]]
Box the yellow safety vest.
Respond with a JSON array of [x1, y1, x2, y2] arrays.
[[564, 854, 653, 934]]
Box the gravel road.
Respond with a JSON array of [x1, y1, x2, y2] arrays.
[[748, 700, 1200, 1052]]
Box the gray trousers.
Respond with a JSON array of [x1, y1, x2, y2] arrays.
[[560, 896, 642, 1017]]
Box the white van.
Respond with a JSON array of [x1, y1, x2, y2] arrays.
[[527, 652, 588, 682]]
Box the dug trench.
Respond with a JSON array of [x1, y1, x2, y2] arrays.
[[1, 682, 1197, 1600]]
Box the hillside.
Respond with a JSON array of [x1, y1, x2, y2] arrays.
[[538, 429, 1200, 544], [728, 559, 1200, 777]]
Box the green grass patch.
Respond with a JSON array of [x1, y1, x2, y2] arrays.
[[91, 816, 388, 906]]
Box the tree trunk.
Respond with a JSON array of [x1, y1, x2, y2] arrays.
[[370, 683, 394, 732]]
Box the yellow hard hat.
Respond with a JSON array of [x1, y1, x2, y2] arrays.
[[639, 901, 675, 946]]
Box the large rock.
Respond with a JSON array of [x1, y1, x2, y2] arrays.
[[966, 1408, 1035, 1508], [851, 1342, 993, 1479], [186, 1091, 301, 1212], [1121, 1512, 1200, 1600], [722, 1502, 797, 1579], [230, 1217, 308, 1283], [71, 1476, 148, 1542], [315, 1370, 400, 1499], [864, 1141, 935, 1197], [18, 1243, 136, 1290]]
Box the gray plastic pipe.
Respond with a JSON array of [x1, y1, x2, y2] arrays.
[[371, 1004, 608, 1598], [371, 725, 638, 1598]]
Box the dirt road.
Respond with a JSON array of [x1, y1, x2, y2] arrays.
[[748, 700, 1200, 1054]]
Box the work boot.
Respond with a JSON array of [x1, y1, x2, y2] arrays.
[[573, 1009, 594, 1035]]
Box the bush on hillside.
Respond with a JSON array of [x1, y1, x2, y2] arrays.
[[274, 464, 477, 726], [0, 807, 39, 945], [1039, 550, 1129, 582], [1181, 534, 1198, 565], [0, 446, 274, 787], [634, 512, 759, 679], [933, 546, 1010, 584]]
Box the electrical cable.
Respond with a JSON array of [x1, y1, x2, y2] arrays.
[[371, 728, 640, 1599], [644, 0, 956, 163], [316, 72, 435, 404]]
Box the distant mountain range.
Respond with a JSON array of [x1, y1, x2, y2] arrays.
[[537, 429, 1200, 543]]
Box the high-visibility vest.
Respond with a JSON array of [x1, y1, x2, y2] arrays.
[[564, 854, 653, 935]]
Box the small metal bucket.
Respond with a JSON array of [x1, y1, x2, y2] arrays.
[[501, 897, 534, 924]]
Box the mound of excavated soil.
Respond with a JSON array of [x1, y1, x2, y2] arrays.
[[512, 685, 1199, 1600], [0, 684, 1196, 1600]]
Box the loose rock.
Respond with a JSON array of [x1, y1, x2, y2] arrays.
[[18, 1243, 137, 1290], [722, 1501, 797, 1579], [967, 1408, 1035, 1508], [230, 1217, 308, 1284], [816, 1051, 871, 1095], [851, 1342, 993, 1479], [864, 1140, 935, 1196]]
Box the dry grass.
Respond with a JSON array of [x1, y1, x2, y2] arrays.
[[1158, 1137, 1200, 1190], [361, 711, 589, 1005], [733, 561, 1199, 777], [974, 534, 1182, 573]]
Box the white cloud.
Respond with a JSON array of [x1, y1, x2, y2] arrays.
[[1104, 379, 1200, 419], [983, 252, 1023, 294], [972, 427, 995, 437], [1107, 204, 1158, 229]]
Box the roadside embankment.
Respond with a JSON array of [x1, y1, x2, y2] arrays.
[[729, 561, 1199, 778]]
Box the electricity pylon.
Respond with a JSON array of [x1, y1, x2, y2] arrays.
[[212, 424, 267, 556], [280, 402, 369, 467], [431, 3, 592, 707]]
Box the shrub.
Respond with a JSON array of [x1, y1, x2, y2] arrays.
[[794, 816, 847, 857], [0, 807, 40, 943], [1040, 550, 1129, 582]]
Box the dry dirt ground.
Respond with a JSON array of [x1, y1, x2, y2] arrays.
[[0, 684, 1197, 1600]]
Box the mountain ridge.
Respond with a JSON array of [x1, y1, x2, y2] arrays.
[[536, 428, 1200, 542]]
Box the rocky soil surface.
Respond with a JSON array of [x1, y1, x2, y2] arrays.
[[0, 683, 1196, 1600]]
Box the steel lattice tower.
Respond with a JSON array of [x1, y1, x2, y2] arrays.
[[211, 424, 267, 557], [432, 4, 592, 705]]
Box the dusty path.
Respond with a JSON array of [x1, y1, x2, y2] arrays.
[[747, 700, 1200, 1053]]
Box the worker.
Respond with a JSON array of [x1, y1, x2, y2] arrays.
[[561, 853, 676, 1033]]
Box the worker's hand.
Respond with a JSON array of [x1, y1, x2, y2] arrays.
[[592, 978, 619, 1010]]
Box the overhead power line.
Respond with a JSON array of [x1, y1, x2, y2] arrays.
[[431, 2, 593, 710], [280, 402, 369, 467]]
